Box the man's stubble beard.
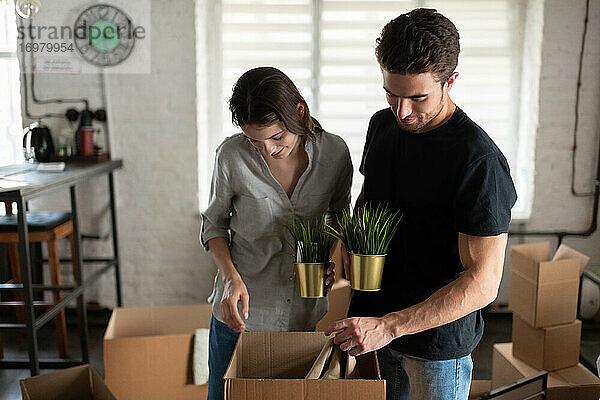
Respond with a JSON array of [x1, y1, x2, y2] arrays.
[[396, 90, 446, 133]]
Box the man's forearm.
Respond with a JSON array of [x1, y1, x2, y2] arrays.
[[383, 233, 506, 339], [384, 267, 498, 339]]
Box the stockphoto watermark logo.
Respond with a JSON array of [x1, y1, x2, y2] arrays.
[[17, 0, 151, 74]]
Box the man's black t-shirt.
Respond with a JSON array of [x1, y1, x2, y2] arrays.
[[349, 106, 517, 360]]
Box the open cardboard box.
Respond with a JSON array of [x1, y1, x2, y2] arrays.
[[103, 304, 212, 400], [509, 242, 586, 327], [20, 364, 116, 400], [224, 331, 385, 400], [102, 281, 350, 400], [492, 342, 600, 400]]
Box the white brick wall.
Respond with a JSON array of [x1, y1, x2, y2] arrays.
[[20, 0, 215, 307], [499, 0, 600, 303]]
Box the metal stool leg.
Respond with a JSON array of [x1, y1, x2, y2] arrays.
[[68, 233, 81, 334], [8, 244, 25, 325], [47, 239, 69, 359], [70, 186, 89, 363], [15, 199, 39, 375]]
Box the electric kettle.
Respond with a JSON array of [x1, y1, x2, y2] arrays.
[[23, 123, 55, 162]]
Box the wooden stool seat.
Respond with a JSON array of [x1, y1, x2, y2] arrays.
[[0, 212, 76, 359]]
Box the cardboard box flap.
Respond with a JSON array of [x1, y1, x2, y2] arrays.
[[469, 380, 491, 398], [104, 304, 212, 339], [538, 259, 580, 282], [510, 242, 550, 280], [554, 364, 600, 386], [508, 272, 537, 323], [90, 367, 118, 400], [552, 244, 591, 275], [226, 332, 329, 379], [316, 279, 351, 332], [20, 365, 116, 400]]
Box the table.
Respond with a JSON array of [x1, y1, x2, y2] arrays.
[[0, 160, 123, 375]]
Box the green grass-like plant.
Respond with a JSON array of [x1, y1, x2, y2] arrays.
[[286, 214, 334, 263], [326, 203, 402, 255]]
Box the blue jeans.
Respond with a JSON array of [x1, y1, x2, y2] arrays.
[[207, 315, 240, 400], [377, 347, 473, 400]]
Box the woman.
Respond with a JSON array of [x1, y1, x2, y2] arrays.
[[200, 66, 353, 400]]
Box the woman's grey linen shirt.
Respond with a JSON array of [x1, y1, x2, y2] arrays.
[[200, 131, 353, 331]]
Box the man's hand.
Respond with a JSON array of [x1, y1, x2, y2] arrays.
[[324, 316, 397, 356], [325, 261, 336, 293], [220, 276, 249, 332]]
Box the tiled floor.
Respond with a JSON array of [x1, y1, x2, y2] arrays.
[[0, 310, 597, 399]]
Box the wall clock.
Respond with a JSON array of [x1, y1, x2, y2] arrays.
[[73, 4, 136, 66]]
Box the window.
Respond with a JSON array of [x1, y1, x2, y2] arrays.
[[200, 0, 529, 218], [0, 1, 23, 168]]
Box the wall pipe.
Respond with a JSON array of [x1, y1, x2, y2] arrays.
[[509, 137, 600, 246]]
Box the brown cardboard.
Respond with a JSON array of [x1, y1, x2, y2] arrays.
[[20, 364, 116, 400], [316, 278, 351, 331], [512, 315, 581, 371], [552, 244, 591, 275], [492, 343, 600, 400], [224, 331, 385, 400], [469, 380, 491, 398], [332, 241, 344, 282], [104, 304, 212, 400], [509, 242, 581, 327]]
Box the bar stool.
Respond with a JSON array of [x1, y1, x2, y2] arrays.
[[0, 210, 77, 359]]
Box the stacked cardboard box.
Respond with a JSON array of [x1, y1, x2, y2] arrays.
[[492, 343, 600, 400], [509, 242, 589, 371], [512, 315, 581, 371], [495, 243, 600, 398]]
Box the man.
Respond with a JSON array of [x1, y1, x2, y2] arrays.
[[325, 8, 517, 400]]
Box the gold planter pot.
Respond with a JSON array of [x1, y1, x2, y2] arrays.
[[349, 253, 386, 291], [294, 262, 326, 298]]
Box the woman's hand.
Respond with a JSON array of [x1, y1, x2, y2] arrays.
[[220, 275, 249, 332], [325, 261, 336, 293]]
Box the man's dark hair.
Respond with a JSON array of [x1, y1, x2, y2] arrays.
[[375, 8, 460, 83], [229, 66, 322, 141]]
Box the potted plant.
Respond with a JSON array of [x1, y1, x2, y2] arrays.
[[326, 203, 401, 291], [286, 214, 334, 298]]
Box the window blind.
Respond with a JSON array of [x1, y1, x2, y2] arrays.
[[221, 0, 314, 135], [217, 0, 521, 212]]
